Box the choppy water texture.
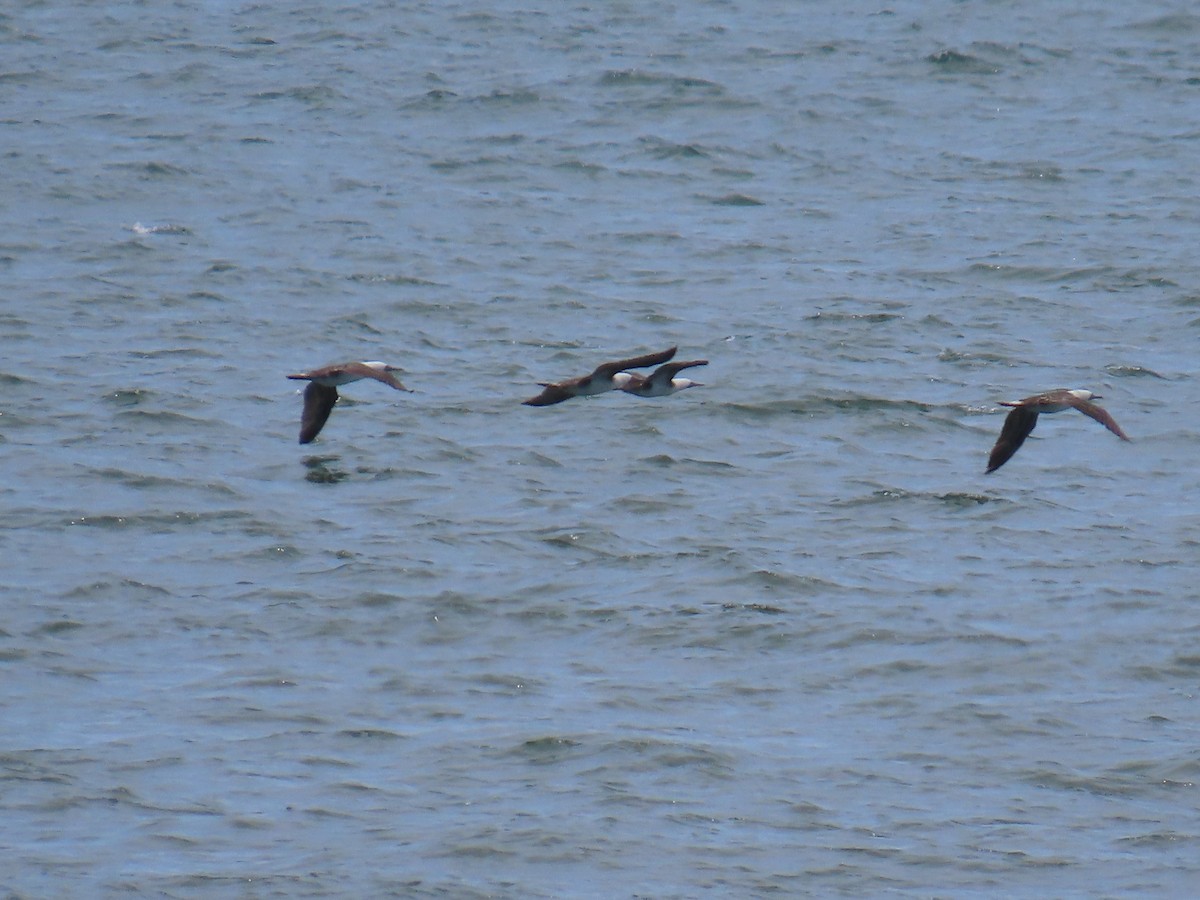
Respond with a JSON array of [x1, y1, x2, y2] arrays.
[[4, 2, 1200, 897]]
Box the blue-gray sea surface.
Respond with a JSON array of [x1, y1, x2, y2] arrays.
[[3, 1, 1199, 897]]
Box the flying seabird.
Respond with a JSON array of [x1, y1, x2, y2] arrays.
[[619, 359, 708, 398], [287, 361, 410, 444], [986, 388, 1130, 473], [523, 346, 677, 406]]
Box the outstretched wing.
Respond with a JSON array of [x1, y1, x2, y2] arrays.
[[648, 359, 708, 386], [288, 362, 344, 382], [987, 406, 1038, 473], [300, 383, 338, 443], [592, 346, 677, 379], [342, 362, 410, 392], [1069, 397, 1131, 441], [523, 382, 575, 406]]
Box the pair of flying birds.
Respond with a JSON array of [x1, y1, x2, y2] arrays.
[[286, 348, 1131, 472], [520, 345, 706, 406]]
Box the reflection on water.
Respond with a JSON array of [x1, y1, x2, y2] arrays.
[[302, 454, 350, 484]]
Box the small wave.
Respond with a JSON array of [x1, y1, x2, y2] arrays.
[[83, 467, 189, 490], [347, 272, 440, 286], [1129, 12, 1200, 32], [337, 729, 404, 741], [510, 736, 584, 764], [599, 70, 724, 93], [102, 388, 154, 407], [1016, 164, 1066, 182], [926, 49, 1000, 75], [834, 489, 1001, 509], [302, 455, 351, 484], [730, 395, 935, 419], [1105, 364, 1166, 379], [34, 620, 87, 635], [938, 348, 1012, 367], [400, 88, 459, 109], [938, 491, 995, 506], [66, 510, 257, 531], [611, 495, 680, 514], [721, 602, 787, 615], [429, 154, 514, 171], [966, 262, 1116, 283], [108, 161, 190, 179], [638, 136, 711, 159], [130, 222, 190, 235], [62, 577, 172, 600], [253, 84, 343, 105], [112, 409, 214, 427], [708, 193, 765, 206], [553, 160, 607, 177], [1022, 764, 1141, 798], [806, 310, 902, 324], [471, 88, 542, 106], [639, 454, 737, 472], [129, 346, 221, 359], [0, 71, 40, 85]]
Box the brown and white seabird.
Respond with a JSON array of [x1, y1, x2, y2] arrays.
[[287, 361, 410, 444], [986, 388, 1130, 473], [523, 346, 677, 406], [619, 359, 708, 398]]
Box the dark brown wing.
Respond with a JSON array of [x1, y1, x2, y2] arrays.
[[523, 381, 578, 406], [648, 359, 708, 386], [1069, 397, 1131, 441], [591, 346, 677, 379], [987, 406, 1038, 473], [343, 362, 410, 392], [299, 383, 338, 443], [287, 363, 343, 382]]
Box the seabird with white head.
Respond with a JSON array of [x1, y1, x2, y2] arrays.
[[618, 359, 708, 398], [986, 388, 1130, 473], [287, 361, 410, 444]]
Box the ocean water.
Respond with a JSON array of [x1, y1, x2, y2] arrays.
[[3, 1, 1200, 897]]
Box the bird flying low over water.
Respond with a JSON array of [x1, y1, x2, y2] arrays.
[[619, 359, 708, 398], [986, 388, 1130, 473], [287, 361, 411, 444], [523, 346, 677, 406]]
